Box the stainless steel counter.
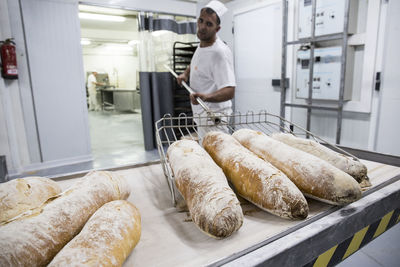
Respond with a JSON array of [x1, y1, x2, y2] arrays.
[[54, 159, 400, 266], [99, 88, 140, 112]]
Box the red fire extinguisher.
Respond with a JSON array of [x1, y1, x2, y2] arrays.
[[0, 38, 18, 79]]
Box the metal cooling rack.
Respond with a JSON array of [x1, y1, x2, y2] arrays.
[[155, 111, 360, 206]]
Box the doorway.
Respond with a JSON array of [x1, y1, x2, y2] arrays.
[[79, 4, 158, 168]]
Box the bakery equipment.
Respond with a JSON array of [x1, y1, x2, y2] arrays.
[[295, 46, 354, 100], [148, 111, 400, 266], [22, 112, 397, 266], [298, 0, 359, 39], [49, 157, 400, 267], [155, 111, 360, 206]]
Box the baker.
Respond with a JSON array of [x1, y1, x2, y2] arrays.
[[177, 0, 236, 139], [87, 70, 105, 111]]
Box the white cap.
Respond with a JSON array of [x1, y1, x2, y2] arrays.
[[205, 0, 228, 19]]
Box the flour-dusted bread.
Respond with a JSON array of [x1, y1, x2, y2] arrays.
[[271, 133, 371, 187], [233, 129, 362, 205], [48, 200, 141, 267], [167, 140, 243, 238], [0, 177, 62, 223], [0, 171, 130, 266], [203, 131, 308, 220]]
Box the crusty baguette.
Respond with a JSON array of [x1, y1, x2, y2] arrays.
[[0, 171, 130, 266], [48, 200, 141, 267], [271, 133, 371, 187], [0, 177, 62, 223], [167, 140, 243, 238], [233, 129, 362, 205], [203, 131, 308, 219]]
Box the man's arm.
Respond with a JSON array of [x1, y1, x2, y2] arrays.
[[92, 81, 105, 86], [91, 81, 106, 86], [190, 86, 235, 105], [177, 66, 190, 85]]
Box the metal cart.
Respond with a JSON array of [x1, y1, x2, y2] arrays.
[[156, 111, 363, 206], [154, 111, 400, 266], [48, 111, 400, 267]]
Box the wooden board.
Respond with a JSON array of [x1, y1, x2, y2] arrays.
[[55, 160, 400, 266]]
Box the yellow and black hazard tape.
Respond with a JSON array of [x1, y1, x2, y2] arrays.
[[304, 208, 400, 267]]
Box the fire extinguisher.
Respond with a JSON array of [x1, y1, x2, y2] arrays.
[[0, 38, 18, 79]]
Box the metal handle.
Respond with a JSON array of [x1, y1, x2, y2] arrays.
[[164, 64, 221, 124]]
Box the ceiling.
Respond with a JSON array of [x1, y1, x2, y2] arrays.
[[79, 2, 235, 50], [177, 0, 234, 3], [78, 3, 197, 48], [78, 4, 196, 32], [79, 5, 138, 32]]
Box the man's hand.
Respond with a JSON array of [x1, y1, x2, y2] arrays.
[[177, 73, 188, 86], [190, 92, 208, 105]]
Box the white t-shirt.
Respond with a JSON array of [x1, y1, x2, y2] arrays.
[[190, 37, 236, 116], [87, 74, 97, 92]]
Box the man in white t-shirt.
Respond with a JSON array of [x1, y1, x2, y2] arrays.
[[177, 0, 235, 138], [87, 70, 104, 111]]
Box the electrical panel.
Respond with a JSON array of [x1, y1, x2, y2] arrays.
[[298, 0, 358, 39], [295, 46, 354, 101]]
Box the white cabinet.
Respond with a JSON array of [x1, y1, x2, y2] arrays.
[[295, 46, 354, 100], [298, 0, 358, 39]]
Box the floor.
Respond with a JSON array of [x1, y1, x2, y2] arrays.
[[337, 223, 400, 267], [87, 110, 159, 170]]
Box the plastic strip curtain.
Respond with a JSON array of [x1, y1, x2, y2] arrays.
[[138, 12, 197, 72], [138, 12, 197, 150]]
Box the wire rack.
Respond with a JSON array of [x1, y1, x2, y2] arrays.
[[155, 111, 360, 206]]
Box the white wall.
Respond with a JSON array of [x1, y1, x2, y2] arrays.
[[81, 19, 140, 89], [20, 0, 92, 163], [83, 51, 139, 89], [0, 0, 32, 175]]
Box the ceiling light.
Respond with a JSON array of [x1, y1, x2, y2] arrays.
[[81, 39, 91, 45], [104, 44, 133, 51], [79, 12, 126, 22], [128, 40, 140, 46]]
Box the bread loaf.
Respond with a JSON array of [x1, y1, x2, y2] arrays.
[[271, 133, 371, 187], [0, 177, 62, 223], [203, 131, 308, 219], [0, 171, 130, 266], [167, 140, 243, 238], [48, 200, 141, 267], [233, 129, 362, 205]]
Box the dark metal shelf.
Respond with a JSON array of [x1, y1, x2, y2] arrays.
[[172, 41, 199, 137]]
